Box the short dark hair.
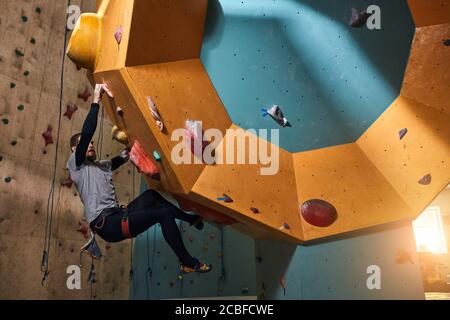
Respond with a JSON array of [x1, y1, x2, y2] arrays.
[[70, 133, 81, 149]]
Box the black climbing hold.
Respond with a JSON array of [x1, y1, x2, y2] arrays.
[[10, 83, 16, 89], [23, 71, 30, 77], [21, 16, 28, 22], [443, 39, 450, 46], [15, 49, 24, 57], [4, 177, 12, 183], [1, 118, 9, 125], [30, 38, 36, 44], [399, 128, 408, 140], [250, 207, 260, 214], [35, 7, 42, 14], [418, 174, 432, 185], [11, 140, 17, 146], [17, 105, 24, 111]]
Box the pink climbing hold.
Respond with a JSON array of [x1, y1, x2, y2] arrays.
[[78, 87, 92, 102], [146, 96, 164, 131], [114, 26, 123, 44], [64, 103, 78, 120], [418, 174, 432, 185], [42, 126, 53, 146], [61, 177, 73, 188], [185, 120, 209, 161], [129, 140, 160, 180], [301, 199, 338, 227]]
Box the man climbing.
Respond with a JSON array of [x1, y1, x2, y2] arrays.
[[67, 83, 212, 274]]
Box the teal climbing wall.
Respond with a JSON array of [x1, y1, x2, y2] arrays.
[[201, 0, 414, 152], [130, 181, 257, 299]]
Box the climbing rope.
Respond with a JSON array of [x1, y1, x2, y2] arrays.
[[129, 168, 136, 299], [40, 0, 72, 286], [178, 220, 184, 299], [218, 225, 226, 295]]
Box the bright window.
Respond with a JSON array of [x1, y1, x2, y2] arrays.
[[412, 206, 447, 254]]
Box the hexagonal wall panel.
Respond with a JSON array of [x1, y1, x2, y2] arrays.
[[67, 0, 450, 242]]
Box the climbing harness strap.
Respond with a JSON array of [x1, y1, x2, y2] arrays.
[[121, 207, 133, 239]]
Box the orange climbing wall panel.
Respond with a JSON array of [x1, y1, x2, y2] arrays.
[[190, 124, 303, 242], [126, 0, 208, 66], [357, 96, 450, 216], [126, 60, 232, 193], [293, 143, 413, 241], [402, 23, 450, 115], [407, 0, 450, 27]]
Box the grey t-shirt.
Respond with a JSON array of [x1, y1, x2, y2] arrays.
[[67, 152, 119, 224]]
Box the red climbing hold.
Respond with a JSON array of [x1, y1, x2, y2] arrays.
[[42, 126, 53, 146], [64, 104, 78, 120], [129, 140, 160, 180], [61, 177, 73, 188], [77, 221, 89, 239], [300, 199, 338, 227], [78, 87, 92, 101]]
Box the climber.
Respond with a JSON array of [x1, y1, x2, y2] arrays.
[[67, 83, 212, 274]]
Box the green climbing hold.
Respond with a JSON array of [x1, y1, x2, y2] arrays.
[[35, 7, 42, 14], [153, 150, 161, 161], [177, 275, 183, 280], [23, 71, 30, 77], [21, 16, 28, 22], [11, 140, 17, 146], [1, 118, 9, 125], [10, 83, 16, 89], [15, 49, 24, 57], [17, 105, 24, 111], [4, 177, 12, 183], [30, 38, 36, 44]]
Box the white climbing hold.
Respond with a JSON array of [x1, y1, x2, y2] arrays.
[[146, 96, 164, 132]]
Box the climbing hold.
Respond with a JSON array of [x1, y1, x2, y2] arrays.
[[42, 126, 53, 146], [23, 71, 30, 77], [301, 199, 338, 227], [21, 16, 28, 22], [35, 7, 42, 14], [61, 177, 73, 188], [395, 249, 413, 264], [4, 177, 12, 183], [0, 155, 3, 161], [250, 207, 260, 214], [11, 140, 17, 146], [146, 96, 164, 131], [152, 150, 161, 161], [15, 49, 24, 57], [261, 105, 290, 128], [217, 193, 233, 203], [443, 39, 450, 46], [418, 174, 432, 185], [279, 223, 290, 230], [111, 125, 129, 145], [129, 140, 160, 180], [78, 87, 92, 101], [349, 8, 371, 28], [17, 104, 24, 111], [177, 275, 183, 280], [10, 82, 16, 88], [116, 106, 124, 115], [256, 256, 262, 264], [34, 210, 39, 214], [30, 38, 36, 44], [399, 128, 408, 140], [1, 118, 9, 125], [188, 236, 195, 242], [77, 221, 89, 239], [241, 287, 249, 294], [114, 26, 123, 44], [185, 119, 209, 160], [64, 103, 78, 120], [279, 276, 286, 296]]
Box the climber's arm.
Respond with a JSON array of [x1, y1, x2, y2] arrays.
[[75, 103, 99, 167], [111, 149, 130, 171]]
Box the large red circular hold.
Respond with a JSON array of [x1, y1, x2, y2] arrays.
[[300, 199, 338, 227]]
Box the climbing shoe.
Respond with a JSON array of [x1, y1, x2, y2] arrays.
[[191, 216, 204, 231], [180, 262, 212, 274]]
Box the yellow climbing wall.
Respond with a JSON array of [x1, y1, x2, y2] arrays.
[[66, 0, 450, 243], [0, 0, 138, 299]]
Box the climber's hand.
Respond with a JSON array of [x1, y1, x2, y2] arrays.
[[120, 148, 130, 162], [93, 83, 114, 104]]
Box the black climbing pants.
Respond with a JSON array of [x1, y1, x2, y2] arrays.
[[90, 189, 199, 268]]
